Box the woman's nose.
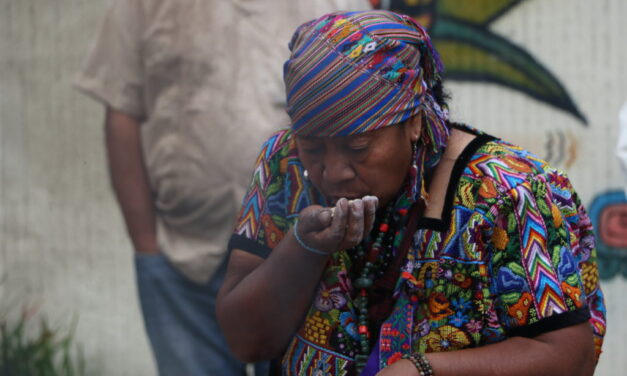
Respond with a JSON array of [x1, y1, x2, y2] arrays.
[[322, 152, 355, 184]]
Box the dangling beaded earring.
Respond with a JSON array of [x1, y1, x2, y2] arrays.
[[409, 139, 420, 200], [409, 141, 418, 179], [303, 169, 309, 180]]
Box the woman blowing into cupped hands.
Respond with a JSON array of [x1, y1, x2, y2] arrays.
[[217, 10, 606, 376]]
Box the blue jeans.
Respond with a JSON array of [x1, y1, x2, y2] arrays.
[[135, 253, 269, 376]]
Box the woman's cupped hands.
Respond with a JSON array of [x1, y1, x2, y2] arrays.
[[295, 196, 379, 255]]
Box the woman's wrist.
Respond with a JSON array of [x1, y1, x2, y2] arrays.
[[293, 219, 330, 256], [402, 353, 434, 376]]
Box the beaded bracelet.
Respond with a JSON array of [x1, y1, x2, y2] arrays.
[[293, 219, 329, 256], [402, 353, 434, 376]]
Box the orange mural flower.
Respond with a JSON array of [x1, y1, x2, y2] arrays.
[[599, 203, 627, 248]]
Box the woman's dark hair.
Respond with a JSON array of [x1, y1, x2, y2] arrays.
[[431, 79, 449, 109]]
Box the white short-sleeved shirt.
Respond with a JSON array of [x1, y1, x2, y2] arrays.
[[75, 0, 370, 283]]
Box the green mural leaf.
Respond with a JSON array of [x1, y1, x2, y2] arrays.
[[431, 18, 586, 123], [376, 0, 587, 124], [437, 0, 524, 25]]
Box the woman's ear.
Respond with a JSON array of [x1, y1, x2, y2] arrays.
[[404, 114, 423, 142]]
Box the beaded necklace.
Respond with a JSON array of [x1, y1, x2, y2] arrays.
[[351, 204, 411, 373]]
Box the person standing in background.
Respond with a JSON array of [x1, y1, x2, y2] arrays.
[[75, 0, 370, 375]]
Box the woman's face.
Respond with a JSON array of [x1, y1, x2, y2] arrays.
[[296, 120, 421, 207]]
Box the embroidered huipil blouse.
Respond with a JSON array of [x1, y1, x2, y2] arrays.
[[229, 126, 606, 375]]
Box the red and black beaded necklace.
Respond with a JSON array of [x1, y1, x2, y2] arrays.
[[349, 199, 423, 373]]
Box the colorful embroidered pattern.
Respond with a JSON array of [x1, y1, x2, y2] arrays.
[[230, 126, 606, 374], [233, 130, 323, 244]]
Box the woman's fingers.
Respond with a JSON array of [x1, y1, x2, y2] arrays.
[[329, 198, 349, 241], [297, 205, 330, 233], [297, 200, 348, 253], [328, 196, 380, 250], [345, 199, 365, 244], [296, 195, 379, 253], [362, 195, 378, 236]]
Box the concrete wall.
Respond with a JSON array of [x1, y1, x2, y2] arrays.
[[0, 0, 625, 374], [1, 0, 155, 374]]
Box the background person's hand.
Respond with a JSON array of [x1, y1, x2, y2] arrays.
[[295, 196, 378, 254]]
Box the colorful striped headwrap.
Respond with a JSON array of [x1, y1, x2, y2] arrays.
[[284, 10, 450, 201]]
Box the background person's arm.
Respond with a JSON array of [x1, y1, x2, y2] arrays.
[[105, 107, 157, 254]]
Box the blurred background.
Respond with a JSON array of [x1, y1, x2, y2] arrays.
[[1, 0, 625, 374]]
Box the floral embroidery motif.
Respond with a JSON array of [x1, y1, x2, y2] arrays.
[[427, 292, 454, 321], [315, 283, 348, 312], [492, 226, 509, 250], [422, 325, 471, 352], [508, 292, 533, 325], [561, 281, 584, 308]]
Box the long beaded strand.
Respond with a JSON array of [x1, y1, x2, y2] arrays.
[[352, 204, 404, 373]]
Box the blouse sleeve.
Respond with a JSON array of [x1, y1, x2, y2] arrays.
[[228, 131, 298, 258], [488, 170, 601, 342], [562, 181, 606, 360]]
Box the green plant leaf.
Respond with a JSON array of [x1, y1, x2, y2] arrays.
[[1, 314, 87, 376]]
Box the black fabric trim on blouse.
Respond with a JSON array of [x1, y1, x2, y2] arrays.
[[228, 234, 272, 259], [417, 127, 496, 232], [508, 307, 591, 339]]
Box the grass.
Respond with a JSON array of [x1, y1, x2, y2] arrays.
[[0, 311, 86, 376]]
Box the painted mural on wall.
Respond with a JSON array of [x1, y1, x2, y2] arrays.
[[589, 191, 627, 280], [543, 129, 579, 169], [370, 0, 586, 123]]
